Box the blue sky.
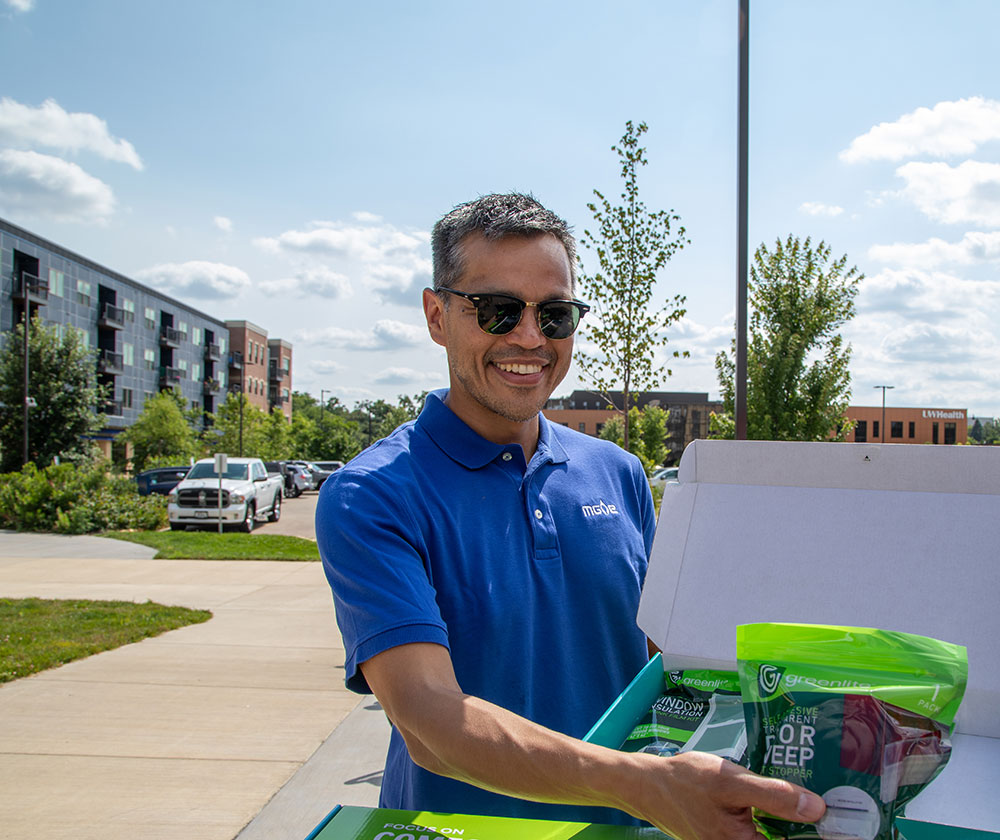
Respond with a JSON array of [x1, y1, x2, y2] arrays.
[[2, 0, 999, 417]]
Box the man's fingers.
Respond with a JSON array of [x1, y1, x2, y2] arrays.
[[740, 775, 825, 824]]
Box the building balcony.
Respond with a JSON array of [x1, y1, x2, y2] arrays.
[[98, 302, 126, 329], [228, 351, 244, 370], [269, 366, 287, 383], [97, 349, 124, 374], [203, 378, 222, 394], [102, 400, 124, 417], [205, 342, 223, 361], [12, 273, 48, 304], [159, 326, 183, 348], [270, 393, 289, 405], [159, 365, 185, 386]]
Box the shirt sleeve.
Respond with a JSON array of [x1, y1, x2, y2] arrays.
[[316, 467, 450, 693]]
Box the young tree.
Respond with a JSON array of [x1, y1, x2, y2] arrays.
[[575, 120, 690, 451], [0, 317, 106, 472], [122, 390, 198, 472], [258, 408, 291, 460], [598, 405, 669, 474], [713, 235, 863, 441], [210, 392, 267, 456]]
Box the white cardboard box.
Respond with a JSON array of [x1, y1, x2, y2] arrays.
[[635, 439, 1000, 837]]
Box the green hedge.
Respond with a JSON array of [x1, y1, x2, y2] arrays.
[[0, 462, 167, 534]]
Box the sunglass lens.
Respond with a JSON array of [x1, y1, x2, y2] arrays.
[[477, 296, 524, 335], [538, 302, 581, 339]]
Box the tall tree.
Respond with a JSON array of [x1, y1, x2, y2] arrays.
[[0, 317, 106, 472], [713, 235, 863, 441], [598, 405, 669, 474], [122, 390, 198, 472], [575, 120, 690, 451], [210, 392, 267, 456]]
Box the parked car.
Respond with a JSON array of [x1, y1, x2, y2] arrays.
[[314, 460, 344, 473], [291, 460, 334, 489], [283, 463, 313, 497], [135, 466, 190, 496], [649, 466, 679, 490], [167, 457, 283, 532]]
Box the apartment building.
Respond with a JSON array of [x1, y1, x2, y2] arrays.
[[268, 338, 293, 421], [1, 217, 292, 458], [844, 406, 968, 445]]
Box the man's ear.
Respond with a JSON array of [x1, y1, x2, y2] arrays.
[[423, 287, 447, 348]]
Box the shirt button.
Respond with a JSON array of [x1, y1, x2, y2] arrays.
[[502, 452, 512, 461], [534, 509, 543, 520]]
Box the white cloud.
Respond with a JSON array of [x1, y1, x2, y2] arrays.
[[352, 210, 383, 223], [4, 0, 34, 12], [254, 220, 425, 262], [799, 201, 844, 217], [0, 97, 143, 170], [311, 359, 346, 375], [373, 367, 443, 387], [308, 319, 426, 350], [134, 261, 251, 299], [213, 215, 233, 232], [841, 97, 1000, 164], [0, 149, 115, 222], [367, 260, 432, 307], [258, 266, 353, 298], [869, 232, 1000, 267], [876, 321, 995, 365], [896, 160, 1000, 227], [858, 267, 1000, 318]]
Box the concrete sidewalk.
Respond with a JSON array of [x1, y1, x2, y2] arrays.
[[0, 531, 390, 840]]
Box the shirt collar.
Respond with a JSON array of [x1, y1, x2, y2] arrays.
[[418, 389, 570, 469]]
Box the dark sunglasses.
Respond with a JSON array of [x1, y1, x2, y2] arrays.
[[436, 288, 590, 340]]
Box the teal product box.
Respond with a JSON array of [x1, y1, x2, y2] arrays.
[[307, 805, 666, 839], [604, 439, 1000, 839]]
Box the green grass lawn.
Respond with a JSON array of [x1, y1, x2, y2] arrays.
[[0, 597, 212, 683], [103, 530, 320, 560]]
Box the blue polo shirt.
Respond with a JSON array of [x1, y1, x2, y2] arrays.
[[316, 390, 655, 824]]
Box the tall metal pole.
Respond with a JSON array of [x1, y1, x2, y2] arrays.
[[874, 385, 894, 443], [735, 0, 750, 440]]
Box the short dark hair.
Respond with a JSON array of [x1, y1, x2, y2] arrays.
[[431, 193, 576, 291]]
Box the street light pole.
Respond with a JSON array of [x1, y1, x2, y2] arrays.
[[874, 385, 894, 443]]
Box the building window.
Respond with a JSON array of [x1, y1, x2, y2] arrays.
[[855, 420, 867, 442], [873, 420, 880, 440], [122, 389, 133, 409], [596, 422, 604, 435], [909, 421, 915, 438], [178, 360, 188, 376], [123, 343, 134, 367], [77, 327, 90, 349], [178, 321, 188, 337], [932, 422, 939, 444], [122, 299, 135, 322], [219, 337, 226, 354], [891, 421, 903, 439], [48, 269, 64, 297], [145, 307, 156, 329], [944, 423, 956, 445], [76, 279, 92, 306], [192, 363, 201, 382], [282, 388, 289, 400], [219, 371, 226, 388], [191, 400, 200, 412], [192, 326, 201, 346], [144, 348, 156, 369]]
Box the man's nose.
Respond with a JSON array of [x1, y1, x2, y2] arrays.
[[505, 303, 546, 347]]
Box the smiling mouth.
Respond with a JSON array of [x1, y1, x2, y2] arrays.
[[495, 362, 544, 375]]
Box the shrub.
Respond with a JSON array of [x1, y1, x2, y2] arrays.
[[0, 462, 167, 534]]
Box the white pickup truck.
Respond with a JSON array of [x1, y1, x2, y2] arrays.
[[167, 457, 284, 532]]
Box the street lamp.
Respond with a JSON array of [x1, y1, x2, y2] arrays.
[[873, 385, 894, 443]]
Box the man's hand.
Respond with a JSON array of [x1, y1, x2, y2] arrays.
[[631, 750, 826, 840]]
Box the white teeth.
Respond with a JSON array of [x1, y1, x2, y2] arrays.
[[496, 362, 542, 375]]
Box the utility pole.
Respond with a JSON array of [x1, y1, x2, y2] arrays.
[[735, 0, 750, 440], [22, 310, 30, 466], [874, 385, 894, 443]]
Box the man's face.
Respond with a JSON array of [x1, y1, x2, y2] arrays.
[[423, 232, 576, 438]]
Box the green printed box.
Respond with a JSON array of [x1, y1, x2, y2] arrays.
[[306, 806, 666, 840]]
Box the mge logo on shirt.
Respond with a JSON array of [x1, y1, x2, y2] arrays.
[[580, 499, 621, 518]]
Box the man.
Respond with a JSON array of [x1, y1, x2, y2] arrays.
[[316, 193, 824, 839]]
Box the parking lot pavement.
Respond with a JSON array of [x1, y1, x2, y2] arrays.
[[259, 488, 319, 540], [0, 529, 389, 840]]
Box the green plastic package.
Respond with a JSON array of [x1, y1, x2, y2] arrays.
[[737, 623, 967, 840], [621, 668, 747, 764]]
